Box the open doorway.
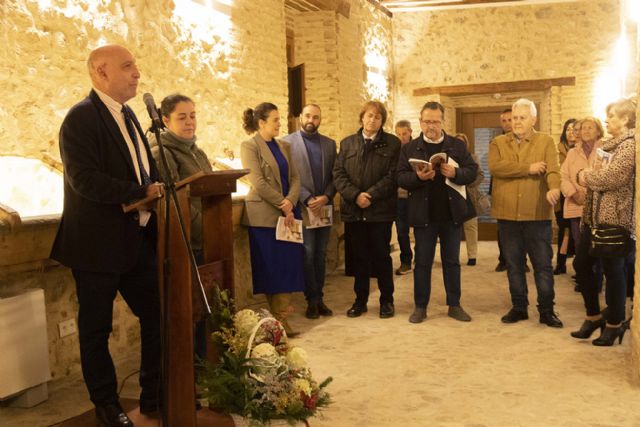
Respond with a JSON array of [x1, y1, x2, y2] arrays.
[[456, 105, 541, 240], [287, 64, 305, 134]]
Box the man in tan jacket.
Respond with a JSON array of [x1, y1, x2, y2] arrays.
[[488, 98, 563, 328]]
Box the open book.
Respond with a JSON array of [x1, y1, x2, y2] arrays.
[[408, 153, 448, 171], [276, 216, 304, 244], [306, 205, 333, 229]]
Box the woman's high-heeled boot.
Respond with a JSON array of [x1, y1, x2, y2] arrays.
[[570, 317, 605, 339], [592, 325, 627, 346]]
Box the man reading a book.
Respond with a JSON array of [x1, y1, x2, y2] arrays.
[[397, 101, 478, 324]]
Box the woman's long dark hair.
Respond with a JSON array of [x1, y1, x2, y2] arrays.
[[560, 118, 577, 145]]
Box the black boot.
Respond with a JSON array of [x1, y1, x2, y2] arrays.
[[592, 325, 627, 346], [570, 317, 605, 339], [553, 254, 567, 275]]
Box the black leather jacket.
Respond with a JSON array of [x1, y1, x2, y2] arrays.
[[333, 129, 401, 222]]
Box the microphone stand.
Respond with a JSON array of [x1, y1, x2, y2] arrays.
[[148, 116, 211, 427]]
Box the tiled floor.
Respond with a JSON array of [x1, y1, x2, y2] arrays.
[[2, 241, 639, 427]]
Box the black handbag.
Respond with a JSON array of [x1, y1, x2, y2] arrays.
[[588, 192, 634, 258]]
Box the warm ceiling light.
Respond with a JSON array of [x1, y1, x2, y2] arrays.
[[625, 0, 640, 23]]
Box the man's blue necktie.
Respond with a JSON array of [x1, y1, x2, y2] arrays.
[[122, 106, 152, 185]]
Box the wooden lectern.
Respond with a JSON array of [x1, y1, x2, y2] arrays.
[[155, 169, 248, 427]]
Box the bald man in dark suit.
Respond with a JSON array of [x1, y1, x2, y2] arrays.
[[51, 45, 163, 427]]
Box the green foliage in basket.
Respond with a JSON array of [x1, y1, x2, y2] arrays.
[[199, 288, 332, 426]]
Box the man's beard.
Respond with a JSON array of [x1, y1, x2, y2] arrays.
[[302, 123, 317, 133]]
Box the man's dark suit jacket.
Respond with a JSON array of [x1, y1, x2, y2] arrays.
[[50, 90, 159, 274]]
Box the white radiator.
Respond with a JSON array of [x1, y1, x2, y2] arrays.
[[0, 288, 51, 401]]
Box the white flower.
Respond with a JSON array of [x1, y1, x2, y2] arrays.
[[286, 347, 308, 369], [233, 309, 259, 337], [294, 378, 311, 396], [251, 343, 278, 362]]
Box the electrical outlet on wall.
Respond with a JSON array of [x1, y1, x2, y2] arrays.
[[58, 318, 77, 338]]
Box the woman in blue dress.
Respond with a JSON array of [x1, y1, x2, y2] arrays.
[[240, 102, 305, 336]]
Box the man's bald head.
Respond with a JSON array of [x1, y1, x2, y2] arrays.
[[87, 44, 140, 104]]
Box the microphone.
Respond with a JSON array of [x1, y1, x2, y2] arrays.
[[143, 93, 163, 129]]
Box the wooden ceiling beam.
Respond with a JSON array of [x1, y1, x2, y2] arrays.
[[413, 77, 576, 97]]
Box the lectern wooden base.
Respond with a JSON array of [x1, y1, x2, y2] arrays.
[[56, 398, 235, 427]]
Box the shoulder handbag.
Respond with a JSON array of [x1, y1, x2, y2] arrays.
[[588, 191, 634, 258]]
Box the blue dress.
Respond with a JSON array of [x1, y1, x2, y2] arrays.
[[248, 140, 305, 295]]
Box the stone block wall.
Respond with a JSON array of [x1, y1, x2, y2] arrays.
[[290, 0, 394, 144], [392, 0, 632, 139], [0, 0, 291, 382], [0, 0, 289, 161]]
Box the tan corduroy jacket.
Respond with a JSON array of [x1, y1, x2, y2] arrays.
[[240, 133, 300, 228], [488, 130, 560, 221]]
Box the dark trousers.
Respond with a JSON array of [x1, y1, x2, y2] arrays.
[[498, 220, 555, 313], [625, 247, 635, 300], [554, 208, 574, 264], [302, 225, 331, 305], [345, 221, 394, 305], [575, 226, 628, 324], [396, 198, 413, 265], [413, 221, 462, 308], [72, 231, 161, 406], [497, 228, 506, 265]]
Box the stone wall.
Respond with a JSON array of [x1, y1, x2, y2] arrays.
[[392, 0, 633, 138], [0, 0, 289, 161], [0, 0, 291, 383], [290, 0, 394, 143]]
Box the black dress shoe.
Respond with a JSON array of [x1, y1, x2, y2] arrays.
[[317, 301, 333, 316], [495, 262, 507, 272], [346, 303, 367, 317], [305, 304, 320, 319], [553, 264, 566, 275], [501, 308, 528, 324], [95, 402, 133, 427], [539, 311, 563, 328], [139, 399, 160, 415], [379, 302, 395, 319]]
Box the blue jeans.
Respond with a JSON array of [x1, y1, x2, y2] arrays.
[[302, 225, 331, 305], [498, 220, 555, 313], [396, 198, 413, 265], [413, 221, 462, 308]]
